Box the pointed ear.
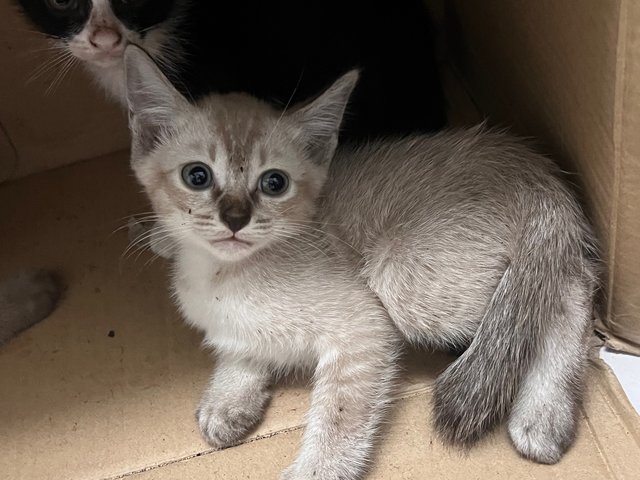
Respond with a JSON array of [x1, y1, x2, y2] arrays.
[[124, 45, 189, 154], [289, 70, 359, 164]]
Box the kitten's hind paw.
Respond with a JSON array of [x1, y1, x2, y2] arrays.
[[508, 407, 575, 464]]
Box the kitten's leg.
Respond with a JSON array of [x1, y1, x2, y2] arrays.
[[197, 356, 272, 448], [508, 280, 592, 464], [0, 270, 62, 345], [282, 349, 398, 480], [127, 217, 175, 259]]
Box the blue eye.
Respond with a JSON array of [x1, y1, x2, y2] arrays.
[[259, 170, 289, 196], [181, 162, 213, 190]]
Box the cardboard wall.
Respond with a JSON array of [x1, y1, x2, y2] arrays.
[[447, 0, 640, 351], [0, 1, 128, 182]]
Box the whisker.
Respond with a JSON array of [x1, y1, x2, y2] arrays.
[[265, 68, 305, 146], [286, 222, 361, 255]]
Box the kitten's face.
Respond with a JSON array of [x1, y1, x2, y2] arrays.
[[124, 47, 358, 263], [18, 0, 176, 68], [134, 98, 329, 262]]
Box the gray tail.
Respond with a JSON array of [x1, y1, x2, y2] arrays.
[[432, 194, 595, 447], [0, 270, 63, 345]]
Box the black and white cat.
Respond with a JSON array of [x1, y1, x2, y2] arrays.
[[16, 0, 447, 139]]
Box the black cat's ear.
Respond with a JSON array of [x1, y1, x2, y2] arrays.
[[289, 70, 359, 164], [124, 45, 188, 155]]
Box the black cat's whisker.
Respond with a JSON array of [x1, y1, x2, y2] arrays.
[[27, 49, 73, 84], [46, 55, 77, 95]]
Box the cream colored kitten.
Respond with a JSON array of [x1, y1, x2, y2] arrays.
[[125, 46, 400, 480], [124, 43, 596, 477]]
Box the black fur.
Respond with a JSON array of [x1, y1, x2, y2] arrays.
[[17, 0, 92, 38], [110, 0, 175, 34], [16, 0, 447, 139]]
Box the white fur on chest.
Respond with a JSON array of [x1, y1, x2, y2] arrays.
[[87, 63, 127, 104], [173, 248, 317, 369]]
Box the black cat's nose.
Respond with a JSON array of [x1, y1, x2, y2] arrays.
[[219, 197, 252, 233]]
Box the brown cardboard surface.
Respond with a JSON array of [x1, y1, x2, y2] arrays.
[[0, 2, 129, 182], [1, 151, 639, 480], [447, 0, 640, 350], [612, 0, 640, 347], [128, 383, 640, 480], [0, 151, 445, 480]]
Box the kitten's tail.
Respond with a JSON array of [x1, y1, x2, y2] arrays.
[[432, 192, 596, 449]]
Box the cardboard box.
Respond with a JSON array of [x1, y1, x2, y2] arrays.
[[445, 0, 640, 354], [0, 1, 638, 479]]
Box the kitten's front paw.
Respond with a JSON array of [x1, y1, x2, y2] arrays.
[[196, 401, 265, 449], [279, 464, 300, 480], [280, 464, 316, 480], [280, 462, 349, 480]]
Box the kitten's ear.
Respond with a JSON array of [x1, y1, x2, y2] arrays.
[[124, 45, 188, 154], [290, 70, 359, 164]]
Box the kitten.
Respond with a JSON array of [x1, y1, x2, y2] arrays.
[[125, 46, 400, 480], [124, 45, 597, 476], [0, 270, 62, 345], [16, 0, 447, 139]]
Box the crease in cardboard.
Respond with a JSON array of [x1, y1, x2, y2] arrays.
[[606, 0, 627, 350], [105, 384, 435, 480], [0, 119, 19, 183], [104, 424, 306, 480]]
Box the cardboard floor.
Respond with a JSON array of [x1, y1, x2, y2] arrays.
[[1, 152, 639, 480]]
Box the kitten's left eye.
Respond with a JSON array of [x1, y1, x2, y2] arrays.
[[181, 162, 213, 190], [259, 170, 289, 196]]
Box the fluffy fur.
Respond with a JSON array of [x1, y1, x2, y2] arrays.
[[323, 132, 598, 462], [16, 0, 446, 139], [0, 269, 62, 345], [125, 45, 597, 477]]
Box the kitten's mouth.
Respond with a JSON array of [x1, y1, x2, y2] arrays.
[[211, 236, 253, 247]]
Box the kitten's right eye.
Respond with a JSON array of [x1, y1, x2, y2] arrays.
[[181, 162, 214, 190], [46, 0, 77, 11]]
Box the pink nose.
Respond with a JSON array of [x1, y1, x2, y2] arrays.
[[89, 27, 123, 51]]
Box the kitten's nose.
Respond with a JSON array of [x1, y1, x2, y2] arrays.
[[90, 27, 123, 52], [220, 207, 251, 233]]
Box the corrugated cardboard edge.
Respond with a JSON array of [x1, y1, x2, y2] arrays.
[[443, 0, 640, 353], [596, 318, 640, 355], [599, 0, 640, 352], [592, 358, 640, 441]]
